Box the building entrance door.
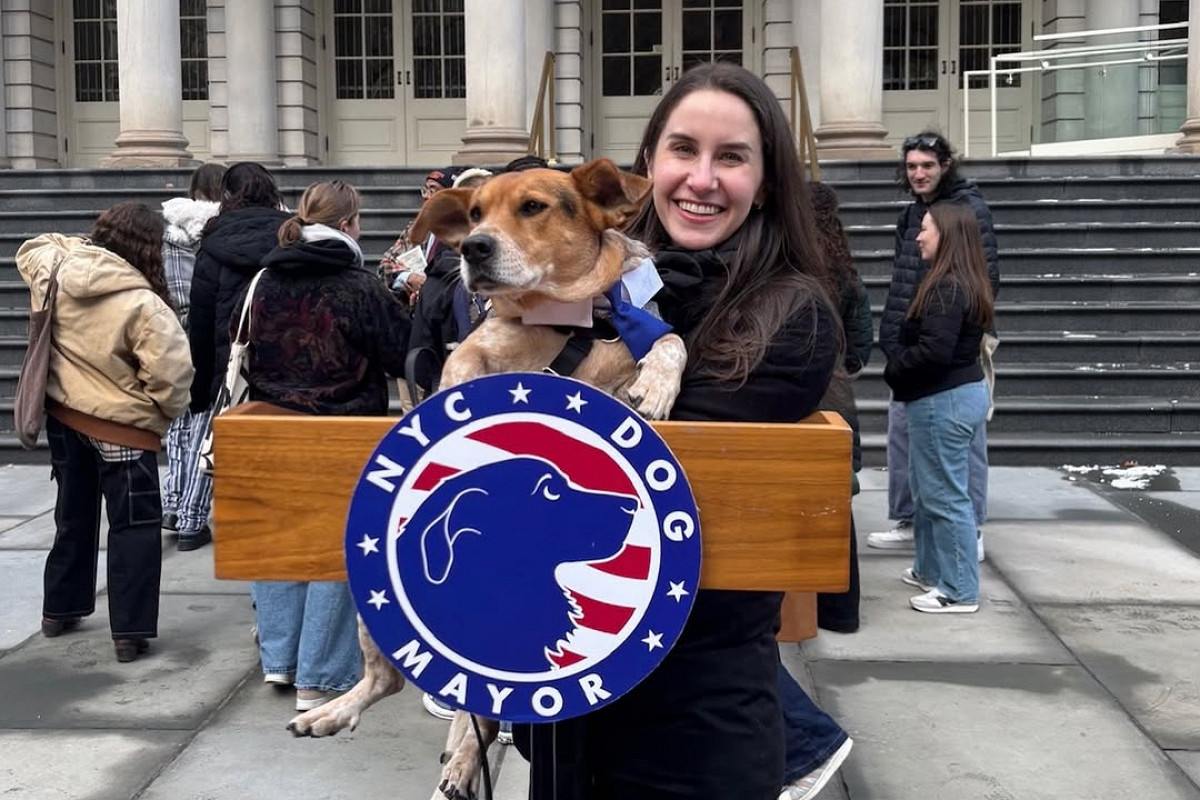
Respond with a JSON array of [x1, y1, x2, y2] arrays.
[[593, 0, 755, 164], [324, 0, 466, 167], [882, 0, 1034, 155]]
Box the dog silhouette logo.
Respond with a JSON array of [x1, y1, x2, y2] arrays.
[[345, 372, 701, 723]]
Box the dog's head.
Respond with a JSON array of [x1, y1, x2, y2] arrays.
[[409, 456, 638, 586], [409, 159, 651, 303]]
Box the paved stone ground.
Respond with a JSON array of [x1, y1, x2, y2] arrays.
[[1, 462, 1198, 799]]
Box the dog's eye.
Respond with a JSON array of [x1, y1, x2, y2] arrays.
[[469, 206, 482, 223], [541, 484, 561, 502], [519, 200, 548, 217]]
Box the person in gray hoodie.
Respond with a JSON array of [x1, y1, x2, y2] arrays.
[[160, 164, 225, 546]]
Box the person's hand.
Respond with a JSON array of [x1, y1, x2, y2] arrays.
[[406, 272, 428, 292]]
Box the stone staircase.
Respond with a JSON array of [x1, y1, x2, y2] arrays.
[[1, 157, 1199, 465]]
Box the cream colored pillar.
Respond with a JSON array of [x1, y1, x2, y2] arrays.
[[104, 0, 194, 166], [453, 0, 528, 166], [1175, 0, 1200, 152], [225, 0, 279, 162], [814, 0, 892, 159], [1084, 0, 1140, 139]]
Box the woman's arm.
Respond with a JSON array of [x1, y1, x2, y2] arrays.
[[187, 249, 219, 412], [883, 286, 966, 385]]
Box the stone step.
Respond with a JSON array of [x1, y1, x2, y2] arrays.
[[867, 332, 1200, 364], [0, 166, 432, 190], [862, 274, 1200, 303], [0, 206, 423, 235], [859, 430, 1200, 466], [853, 363, 1200, 400], [854, 248, 1200, 277], [868, 300, 1200, 332], [846, 222, 1200, 252], [826, 175, 1200, 204], [0, 229, 417, 259], [0, 185, 426, 212], [856, 396, 1200, 434], [838, 198, 1200, 227], [819, 155, 1200, 181]]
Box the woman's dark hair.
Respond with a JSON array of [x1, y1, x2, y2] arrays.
[[626, 61, 833, 384], [189, 163, 227, 202], [898, 130, 960, 199], [278, 180, 362, 246], [909, 201, 994, 329], [216, 162, 283, 215], [809, 182, 857, 299], [90, 201, 171, 307]]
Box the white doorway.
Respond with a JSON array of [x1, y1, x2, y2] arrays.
[[322, 0, 467, 167], [592, 0, 756, 164], [882, 0, 1035, 155]]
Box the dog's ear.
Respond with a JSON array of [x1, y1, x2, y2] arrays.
[[410, 188, 475, 250], [419, 485, 485, 585], [571, 158, 652, 231]]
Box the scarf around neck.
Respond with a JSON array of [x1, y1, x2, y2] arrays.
[[300, 223, 365, 268]]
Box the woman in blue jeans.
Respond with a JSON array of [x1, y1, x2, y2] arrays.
[[884, 201, 994, 614]]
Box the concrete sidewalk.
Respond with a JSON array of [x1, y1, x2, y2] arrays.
[[1, 462, 1199, 799]]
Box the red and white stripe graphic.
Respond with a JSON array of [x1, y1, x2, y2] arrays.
[[390, 419, 659, 670]]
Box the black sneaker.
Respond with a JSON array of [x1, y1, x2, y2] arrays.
[[162, 512, 179, 532], [177, 526, 213, 552], [42, 617, 82, 638]]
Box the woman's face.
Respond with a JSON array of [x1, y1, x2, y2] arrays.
[[917, 212, 940, 262], [647, 88, 765, 251], [340, 213, 362, 241]]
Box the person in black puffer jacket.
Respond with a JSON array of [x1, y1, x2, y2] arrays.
[[243, 180, 409, 714], [884, 201, 994, 614], [869, 132, 999, 561], [180, 162, 289, 551]]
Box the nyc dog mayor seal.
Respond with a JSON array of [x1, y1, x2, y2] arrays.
[[345, 372, 701, 723]]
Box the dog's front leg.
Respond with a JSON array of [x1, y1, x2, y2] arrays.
[[439, 345, 489, 390], [624, 333, 687, 420], [431, 711, 501, 800], [287, 615, 405, 737]]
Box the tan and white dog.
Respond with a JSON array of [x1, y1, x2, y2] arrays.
[[287, 159, 686, 800]]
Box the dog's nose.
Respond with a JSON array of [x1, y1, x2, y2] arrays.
[[461, 234, 495, 265]]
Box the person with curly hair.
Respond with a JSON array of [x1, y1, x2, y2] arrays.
[[16, 202, 193, 663]]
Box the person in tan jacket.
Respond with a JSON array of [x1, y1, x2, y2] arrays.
[[17, 202, 193, 663]]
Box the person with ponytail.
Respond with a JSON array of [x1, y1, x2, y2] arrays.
[[184, 162, 289, 551], [241, 180, 410, 713], [883, 201, 994, 614], [16, 202, 193, 663]]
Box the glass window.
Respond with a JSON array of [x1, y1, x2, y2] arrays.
[[74, 0, 118, 101], [600, 2, 662, 97], [679, 0, 742, 70], [958, 0, 1022, 88], [883, 0, 939, 92], [335, 0, 396, 99], [180, 0, 208, 101], [1158, 0, 1188, 86], [409, 0, 465, 99]]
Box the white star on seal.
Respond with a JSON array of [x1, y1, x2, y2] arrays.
[[666, 581, 689, 602], [509, 382, 531, 404], [565, 391, 588, 413], [367, 590, 390, 610], [356, 534, 380, 556], [641, 630, 664, 651]]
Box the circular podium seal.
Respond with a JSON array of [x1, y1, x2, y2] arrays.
[[344, 372, 701, 723]]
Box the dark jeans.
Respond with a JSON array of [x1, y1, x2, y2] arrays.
[[779, 660, 848, 782], [817, 517, 860, 633], [45, 416, 163, 639]]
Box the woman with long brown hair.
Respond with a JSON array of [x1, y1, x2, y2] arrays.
[[884, 200, 994, 614], [16, 202, 193, 662]]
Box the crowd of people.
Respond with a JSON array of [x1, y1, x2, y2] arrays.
[[17, 60, 999, 800]]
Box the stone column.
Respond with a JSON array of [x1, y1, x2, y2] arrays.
[[453, 0, 528, 167], [0, 9, 10, 168], [814, 0, 893, 159], [104, 0, 194, 166], [1175, 0, 1200, 152], [225, 0, 279, 162], [1084, 0, 1140, 139]]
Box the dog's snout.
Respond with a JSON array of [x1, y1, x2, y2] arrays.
[[461, 234, 495, 266]]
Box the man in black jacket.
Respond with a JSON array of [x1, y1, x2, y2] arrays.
[[869, 132, 1000, 560]]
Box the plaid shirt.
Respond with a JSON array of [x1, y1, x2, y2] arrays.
[[86, 436, 143, 463], [163, 239, 195, 325]]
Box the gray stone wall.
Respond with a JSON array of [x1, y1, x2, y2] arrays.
[[3, 0, 58, 168]]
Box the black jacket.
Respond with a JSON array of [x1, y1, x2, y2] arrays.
[[244, 239, 411, 416], [878, 177, 999, 360], [523, 243, 838, 800], [884, 278, 985, 402], [407, 243, 466, 392], [188, 206, 290, 411]]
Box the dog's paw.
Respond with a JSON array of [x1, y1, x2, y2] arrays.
[[286, 700, 361, 738], [626, 370, 679, 421], [434, 751, 482, 800]]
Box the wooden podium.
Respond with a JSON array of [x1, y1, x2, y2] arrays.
[[210, 403, 852, 641]]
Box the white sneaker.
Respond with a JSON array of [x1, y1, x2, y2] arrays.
[[295, 688, 333, 711], [422, 692, 457, 720], [909, 589, 978, 614], [900, 568, 934, 592], [866, 521, 914, 550], [977, 530, 986, 563], [498, 722, 514, 745], [263, 672, 293, 686], [779, 736, 853, 800]]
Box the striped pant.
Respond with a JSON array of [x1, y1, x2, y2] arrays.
[[162, 406, 214, 533]]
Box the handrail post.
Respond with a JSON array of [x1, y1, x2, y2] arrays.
[[789, 47, 821, 182], [990, 54, 998, 157], [528, 51, 556, 162]]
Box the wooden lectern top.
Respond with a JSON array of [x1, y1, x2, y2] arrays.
[[212, 402, 851, 597]]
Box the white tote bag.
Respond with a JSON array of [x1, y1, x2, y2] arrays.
[[197, 268, 268, 477]]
